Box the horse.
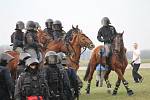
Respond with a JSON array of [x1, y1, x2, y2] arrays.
[[46, 25, 95, 71], [66, 26, 95, 70], [6, 50, 19, 80], [84, 32, 134, 96]]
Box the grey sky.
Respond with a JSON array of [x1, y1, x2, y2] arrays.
[[0, 0, 150, 50]]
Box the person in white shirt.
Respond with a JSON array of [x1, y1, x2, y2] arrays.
[[131, 43, 143, 83]]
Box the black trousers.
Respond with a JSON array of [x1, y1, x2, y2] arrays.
[[132, 63, 142, 82]]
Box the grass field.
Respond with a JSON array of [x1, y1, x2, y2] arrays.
[[78, 68, 150, 100]]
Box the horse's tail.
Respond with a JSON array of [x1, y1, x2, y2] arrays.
[[83, 61, 91, 81]]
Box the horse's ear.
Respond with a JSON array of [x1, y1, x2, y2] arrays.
[[72, 25, 75, 29]]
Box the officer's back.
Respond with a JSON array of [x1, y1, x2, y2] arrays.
[[0, 53, 15, 100]]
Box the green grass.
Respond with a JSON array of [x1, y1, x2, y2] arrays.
[[78, 69, 150, 100]]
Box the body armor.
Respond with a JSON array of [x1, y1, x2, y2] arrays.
[[11, 30, 24, 51], [44, 64, 64, 100]]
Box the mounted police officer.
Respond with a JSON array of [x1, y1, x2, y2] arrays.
[[24, 21, 41, 60], [0, 53, 15, 100], [15, 58, 49, 100], [43, 19, 54, 40], [44, 51, 67, 100], [97, 17, 117, 66], [16, 53, 31, 79], [11, 21, 25, 53], [52, 20, 66, 40]]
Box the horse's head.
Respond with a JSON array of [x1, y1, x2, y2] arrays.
[[70, 25, 95, 50], [113, 31, 124, 53]]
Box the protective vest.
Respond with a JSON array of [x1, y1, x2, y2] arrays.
[[44, 64, 64, 97], [21, 72, 45, 97]]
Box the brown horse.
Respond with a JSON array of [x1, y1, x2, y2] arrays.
[[6, 50, 19, 80], [66, 26, 95, 70], [46, 25, 95, 70], [84, 32, 134, 96]]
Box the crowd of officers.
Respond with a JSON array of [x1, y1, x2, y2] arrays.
[[0, 51, 80, 100], [10, 19, 68, 54], [0, 19, 81, 100]]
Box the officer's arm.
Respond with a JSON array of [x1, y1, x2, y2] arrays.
[[14, 75, 23, 100], [4, 67, 14, 99], [97, 29, 104, 42]]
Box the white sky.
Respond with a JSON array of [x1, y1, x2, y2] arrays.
[[0, 0, 150, 50]]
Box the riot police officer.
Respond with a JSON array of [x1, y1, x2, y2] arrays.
[[0, 53, 15, 100], [57, 52, 74, 100], [44, 51, 67, 100], [11, 21, 24, 52], [24, 21, 41, 60], [43, 19, 54, 40], [16, 52, 31, 79], [97, 17, 117, 66], [52, 20, 66, 40], [15, 58, 49, 100]]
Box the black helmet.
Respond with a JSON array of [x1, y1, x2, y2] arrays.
[[52, 20, 62, 31], [34, 22, 41, 30], [26, 21, 36, 30], [15, 21, 25, 30], [45, 19, 53, 28], [101, 17, 111, 26], [45, 51, 60, 64]]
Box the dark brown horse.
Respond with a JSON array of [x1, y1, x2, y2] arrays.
[[84, 32, 134, 96]]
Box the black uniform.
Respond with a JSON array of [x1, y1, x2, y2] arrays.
[[43, 28, 54, 40], [14, 68, 49, 100], [44, 64, 65, 100], [0, 65, 14, 100], [11, 30, 24, 50], [97, 25, 117, 44], [53, 30, 66, 40]]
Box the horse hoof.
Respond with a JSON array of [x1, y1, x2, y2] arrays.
[[112, 90, 117, 96], [127, 90, 134, 96], [107, 88, 112, 94]]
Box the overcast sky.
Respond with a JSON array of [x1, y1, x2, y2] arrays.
[[0, 0, 150, 51]]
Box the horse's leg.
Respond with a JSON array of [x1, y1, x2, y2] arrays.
[[121, 68, 134, 96], [104, 69, 112, 94], [85, 63, 96, 95], [112, 78, 121, 95], [114, 68, 134, 96]]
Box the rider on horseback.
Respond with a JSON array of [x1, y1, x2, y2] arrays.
[[97, 17, 117, 66], [52, 20, 66, 41], [24, 21, 41, 60], [43, 19, 54, 40], [11, 21, 25, 52]]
